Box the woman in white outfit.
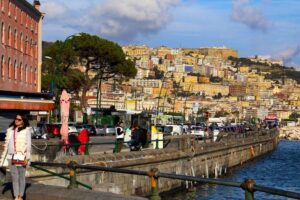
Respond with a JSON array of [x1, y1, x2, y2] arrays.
[[0, 113, 31, 200]]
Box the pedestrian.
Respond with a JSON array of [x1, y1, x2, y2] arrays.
[[129, 121, 142, 151], [0, 112, 31, 200], [113, 121, 125, 153]]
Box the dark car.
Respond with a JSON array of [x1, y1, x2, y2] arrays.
[[83, 124, 97, 136]]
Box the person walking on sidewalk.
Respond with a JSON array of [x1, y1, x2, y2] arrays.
[[0, 112, 31, 200], [114, 121, 125, 153]]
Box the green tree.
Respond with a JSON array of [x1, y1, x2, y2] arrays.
[[42, 33, 137, 109], [289, 112, 300, 122]]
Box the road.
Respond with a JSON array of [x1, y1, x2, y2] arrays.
[[88, 135, 120, 154]]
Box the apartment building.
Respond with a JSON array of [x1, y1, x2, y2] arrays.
[[0, 0, 53, 131]]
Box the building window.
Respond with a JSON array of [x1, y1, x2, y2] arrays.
[[25, 64, 28, 83], [14, 60, 17, 80], [8, 2, 11, 16], [20, 11, 23, 24], [34, 67, 37, 85], [20, 62, 22, 82], [0, 0, 3, 11], [14, 29, 17, 49], [1, 55, 4, 78], [8, 26, 11, 46], [14, 5, 17, 21], [24, 36, 27, 54], [0, 22, 3, 44], [8, 58, 11, 79], [29, 39, 33, 56], [25, 14, 28, 28], [20, 32, 23, 51], [29, 66, 32, 84]]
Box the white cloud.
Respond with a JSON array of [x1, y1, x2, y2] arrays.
[[86, 0, 180, 40], [230, 0, 272, 31], [42, 2, 68, 20], [41, 0, 180, 41]]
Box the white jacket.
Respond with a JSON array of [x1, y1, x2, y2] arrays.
[[0, 127, 31, 167]]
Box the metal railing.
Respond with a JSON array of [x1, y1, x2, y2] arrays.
[[30, 161, 300, 200]]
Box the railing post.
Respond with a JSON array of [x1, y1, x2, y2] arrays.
[[155, 139, 159, 149], [241, 179, 255, 200], [113, 140, 118, 153], [67, 161, 78, 189], [84, 142, 89, 155], [148, 168, 161, 200]]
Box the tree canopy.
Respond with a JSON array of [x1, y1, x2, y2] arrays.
[[42, 33, 137, 108]]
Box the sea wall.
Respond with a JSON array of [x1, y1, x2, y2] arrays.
[[29, 130, 279, 197]]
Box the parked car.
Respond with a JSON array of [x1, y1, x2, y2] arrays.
[[95, 125, 106, 135], [83, 124, 96, 136], [94, 125, 115, 136], [190, 125, 206, 138], [46, 123, 78, 137], [164, 125, 183, 136], [106, 125, 116, 135]]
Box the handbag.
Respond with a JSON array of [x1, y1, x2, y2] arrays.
[[11, 153, 26, 166], [12, 129, 27, 166]]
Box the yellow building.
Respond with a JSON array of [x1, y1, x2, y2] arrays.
[[276, 110, 291, 120], [239, 66, 249, 73], [152, 88, 171, 98], [181, 83, 229, 96], [182, 55, 196, 65], [184, 75, 198, 83], [290, 100, 300, 106], [172, 72, 185, 83], [199, 76, 210, 83], [157, 46, 171, 58], [122, 45, 151, 57]]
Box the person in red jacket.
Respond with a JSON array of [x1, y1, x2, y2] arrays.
[[77, 129, 89, 155]]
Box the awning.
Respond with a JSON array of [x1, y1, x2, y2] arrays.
[[0, 98, 54, 111]]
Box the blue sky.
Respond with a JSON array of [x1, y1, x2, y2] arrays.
[[39, 0, 300, 68]]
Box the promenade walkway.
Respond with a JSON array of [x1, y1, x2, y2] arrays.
[[0, 183, 146, 200]]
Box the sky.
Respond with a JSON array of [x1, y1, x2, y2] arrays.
[[39, 0, 300, 69]]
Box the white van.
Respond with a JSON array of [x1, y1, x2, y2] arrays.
[[164, 125, 183, 136]]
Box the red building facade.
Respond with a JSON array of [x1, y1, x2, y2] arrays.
[[0, 1, 54, 131], [0, 0, 41, 92]]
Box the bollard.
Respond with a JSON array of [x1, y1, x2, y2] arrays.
[[113, 140, 118, 153], [84, 142, 89, 155], [155, 139, 159, 149], [148, 168, 161, 200], [241, 179, 255, 200], [67, 161, 78, 189]]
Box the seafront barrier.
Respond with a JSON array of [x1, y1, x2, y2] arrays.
[[27, 129, 279, 197]]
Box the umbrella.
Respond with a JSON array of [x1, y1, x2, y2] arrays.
[[60, 89, 70, 144]]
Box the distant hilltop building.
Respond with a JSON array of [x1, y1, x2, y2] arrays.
[[249, 56, 283, 66], [181, 47, 238, 60]]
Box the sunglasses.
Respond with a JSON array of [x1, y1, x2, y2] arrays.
[[15, 118, 23, 122]]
